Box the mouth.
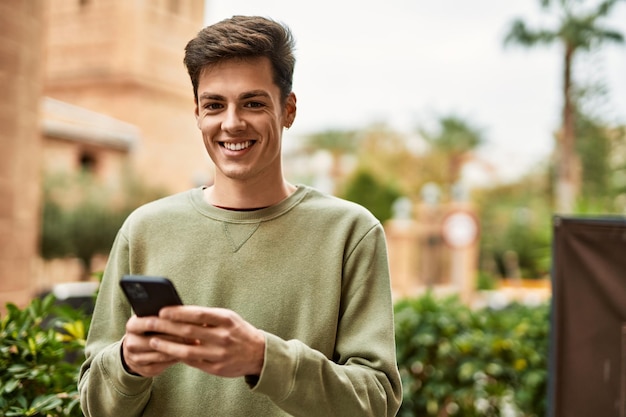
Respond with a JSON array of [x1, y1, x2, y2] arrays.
[[220, 140, 256, 151]]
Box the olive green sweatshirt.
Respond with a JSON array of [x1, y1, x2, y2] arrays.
[[79, 185, 402, 416]]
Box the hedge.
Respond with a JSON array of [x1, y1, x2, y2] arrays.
[[1, 292, 549, 416], [395, 293, 549, 416]]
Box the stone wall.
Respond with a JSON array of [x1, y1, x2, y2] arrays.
[[0, 1, 45, 308], [43, 0, 212, 194]]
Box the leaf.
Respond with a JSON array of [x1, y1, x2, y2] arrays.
[[27, 337, 37, 355], [60, 320, 86, 341], [31, 394, 63, 411], [41, 293, 56, 313], [7, 364, 29, 374], [2, 378, 20, 393]]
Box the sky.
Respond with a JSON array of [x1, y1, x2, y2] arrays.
[[204, 0, 626, 185]]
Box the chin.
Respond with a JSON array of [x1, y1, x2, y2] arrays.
[[220, 169, 252, 181]]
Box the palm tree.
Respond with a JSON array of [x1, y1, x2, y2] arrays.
[[503, 0, 624, 213], [419, 115, 485, 189]]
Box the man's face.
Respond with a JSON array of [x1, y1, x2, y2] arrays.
[[195, 57, 296, 185]]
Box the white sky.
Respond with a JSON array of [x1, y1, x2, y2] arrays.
[[204, 0, 626, 184]]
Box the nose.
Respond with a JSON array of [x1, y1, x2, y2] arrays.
[[221, 107, 246, 132]]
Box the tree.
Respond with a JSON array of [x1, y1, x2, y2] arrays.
[[572, 71, 626, 212], [355, 123, 425, 197], [473, 168, 553, 280], [341, 170, 402, 223], [418, 114, 485, 192], [503, 0, 624, 213], [40, 173, 166, 279], [303, 128, 360, 193]]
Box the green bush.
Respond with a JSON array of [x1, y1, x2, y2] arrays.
[[341, 169, 402, 223], [40, 173, 166, 277], [0, 295, 88, 417], [395, 293, 549, 416], [2, 292, 549, 416]]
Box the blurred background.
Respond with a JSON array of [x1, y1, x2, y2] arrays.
[[1, 0, 625, 309]]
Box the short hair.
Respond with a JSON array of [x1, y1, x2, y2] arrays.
[[184, 15, 296, 104]]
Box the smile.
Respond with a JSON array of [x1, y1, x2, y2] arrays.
[[221, 140, 255, 151]]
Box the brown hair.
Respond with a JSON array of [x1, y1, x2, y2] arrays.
[[184, 15, 296, 104]]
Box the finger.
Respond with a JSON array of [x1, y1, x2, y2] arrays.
[[141, 317, 207, 343], [123, 332, 155, 354], [159, 305, 236, 327], [125, 332, 194, 355], [127, 357, 179, 378], [158, 333, 200, 345], [122, 336, 180, 377], [149, 329, 264, 378], [148, 339, 236, 377], [127, 315, 196, 341], [126, 315, 159, 335], [127, 350, 180, 367], [149, 336, 207, 361], [127, 313, 201, 344]]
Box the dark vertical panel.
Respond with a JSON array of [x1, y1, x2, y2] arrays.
[[550, 216, 626, 417]]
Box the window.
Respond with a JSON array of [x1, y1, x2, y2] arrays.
[[79, 151, 97, 173]]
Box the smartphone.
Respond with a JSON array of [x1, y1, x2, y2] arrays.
[[120, 275, 183, 317]]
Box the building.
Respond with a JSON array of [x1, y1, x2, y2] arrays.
[[43, 0, 212, 193], [1, 0, 210, 307], [0, 1, 46, 308], [41, 97, 138, 187]]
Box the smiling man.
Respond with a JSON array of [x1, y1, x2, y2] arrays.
[[78, 16, 402, 417]]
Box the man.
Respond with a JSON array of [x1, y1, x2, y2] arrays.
[[79, 15, 402, 416]]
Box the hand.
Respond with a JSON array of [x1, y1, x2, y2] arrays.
[[145, 305, 266, 378], [121, 315, 183, 377]]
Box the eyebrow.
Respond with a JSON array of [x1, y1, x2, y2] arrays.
[[198, 93, 224, 101], [198, 90, 271, 102], [240, 90, 271, 100]]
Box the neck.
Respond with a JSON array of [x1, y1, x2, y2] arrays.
[[204, 178, 296, 209]]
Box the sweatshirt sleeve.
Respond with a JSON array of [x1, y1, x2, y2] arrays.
[[250, 224, 403, 416], [78, 229, 153, 417]]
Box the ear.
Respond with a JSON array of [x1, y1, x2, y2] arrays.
[[283, 92, 297, 129]]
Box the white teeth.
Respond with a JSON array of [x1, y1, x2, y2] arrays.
[[223, 141, 253, 151]]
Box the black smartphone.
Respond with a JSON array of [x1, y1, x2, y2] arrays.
[[120, 275, 183, 317]]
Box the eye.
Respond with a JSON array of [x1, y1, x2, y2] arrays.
[[203, 102, 223, 111], [244, 101, 265, 109]]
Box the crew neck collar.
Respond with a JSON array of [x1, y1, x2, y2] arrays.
[[189, 185, 308, 222]]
